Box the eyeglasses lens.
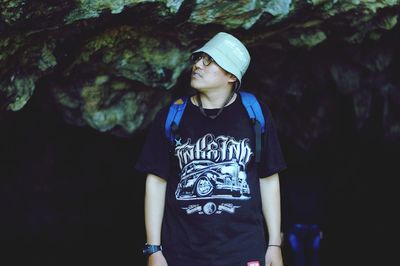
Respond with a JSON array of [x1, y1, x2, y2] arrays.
[[191, 53, 212, 66]]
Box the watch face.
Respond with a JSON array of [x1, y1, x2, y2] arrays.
[[143, 245, 161, 256]]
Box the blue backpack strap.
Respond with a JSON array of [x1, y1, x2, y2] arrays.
[[165, 96, 188, 143], [239, 91, 266, 163], [239, 91, 265, 133]]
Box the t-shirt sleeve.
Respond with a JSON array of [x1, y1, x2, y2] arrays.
[[135, 107, 171, 180], [259, 103, 287, 178]]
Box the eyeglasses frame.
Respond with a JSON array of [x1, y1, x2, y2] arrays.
[[191, 53, 215, 66]]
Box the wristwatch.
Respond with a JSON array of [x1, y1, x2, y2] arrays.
[[142, 244, 162, 256]]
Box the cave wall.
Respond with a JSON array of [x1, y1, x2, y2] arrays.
[[1, 0, 400, 143]]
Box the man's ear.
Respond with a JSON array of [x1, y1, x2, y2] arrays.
[[228, 74, 237, 83]]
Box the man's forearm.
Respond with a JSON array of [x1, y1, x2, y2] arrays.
[[144, 174, 167, 244], [260, 173, 282, 245]]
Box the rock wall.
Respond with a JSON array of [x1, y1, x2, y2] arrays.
[[1, 0, 400, 146]]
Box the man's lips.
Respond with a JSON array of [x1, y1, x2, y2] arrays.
[[191, 71, 202, 78]]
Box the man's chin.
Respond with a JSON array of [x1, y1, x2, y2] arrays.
[[190, 81, 201, 90]]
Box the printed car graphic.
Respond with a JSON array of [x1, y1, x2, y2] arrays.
[[175, 160, 250, 199]]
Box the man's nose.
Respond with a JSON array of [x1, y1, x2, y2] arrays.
[[193, 59, 204, 69]]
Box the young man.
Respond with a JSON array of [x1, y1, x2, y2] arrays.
[[136, 32, 287, 266]]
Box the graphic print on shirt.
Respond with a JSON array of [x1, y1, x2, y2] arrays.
[[174, 133, 253, 215]]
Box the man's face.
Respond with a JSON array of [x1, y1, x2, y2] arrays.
[[190, 53, 235, 92]]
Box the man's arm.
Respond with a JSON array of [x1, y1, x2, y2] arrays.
[[260, 173, 283, 266], [145, 173, 167, 245]]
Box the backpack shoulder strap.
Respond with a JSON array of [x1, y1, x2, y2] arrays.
[[165, 96, 188, 143], [239, 91, 266, 163], [239, 91, 265, 133]]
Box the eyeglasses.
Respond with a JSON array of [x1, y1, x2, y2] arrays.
[[191, 53, 214, 66]]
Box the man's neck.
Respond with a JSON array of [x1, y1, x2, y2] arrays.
[[194, 88, 236, 109]]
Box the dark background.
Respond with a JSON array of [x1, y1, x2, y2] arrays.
[[1, 81, 398, 266]]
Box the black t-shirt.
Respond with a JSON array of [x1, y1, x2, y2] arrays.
[[136, 93, 287, 266]]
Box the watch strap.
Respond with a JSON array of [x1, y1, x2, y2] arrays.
[[143, 244, 162, 256]]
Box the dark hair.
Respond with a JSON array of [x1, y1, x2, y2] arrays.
[[234, 81, 241, 92]]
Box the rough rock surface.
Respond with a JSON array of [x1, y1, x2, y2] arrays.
[[1, 0, 400, 147]]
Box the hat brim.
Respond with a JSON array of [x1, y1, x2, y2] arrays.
[[193, 46, 242, 83]]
